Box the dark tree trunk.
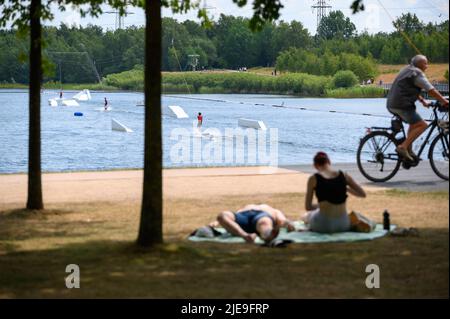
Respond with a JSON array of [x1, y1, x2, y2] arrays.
[[26, 0, 44, 210], [137, 0, 163, 246]]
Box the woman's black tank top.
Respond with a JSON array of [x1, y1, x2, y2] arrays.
[[315, 170, 348, 204]]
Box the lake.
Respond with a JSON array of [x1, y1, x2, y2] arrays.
[[0, 89, 436, 173]]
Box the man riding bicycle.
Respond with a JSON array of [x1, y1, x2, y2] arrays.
[[387, 55, 449, 163]]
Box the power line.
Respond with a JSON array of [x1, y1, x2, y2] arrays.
[[422, 0, 449, 18], [46, 51, 101, 83], [376, 0, 423, 56], [165, 95, 394, 119], [104, 2, 135, 30]]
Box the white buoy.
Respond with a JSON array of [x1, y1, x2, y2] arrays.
[[48, 99, 58, 107], [72, 89, 91, 101], [62, 99, 80, 107], [238, 118, 267, 130], [112, 118, 133, 133], [164, 105, 189, 119]]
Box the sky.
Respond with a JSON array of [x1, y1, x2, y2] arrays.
[[49, 0, 449, 34]]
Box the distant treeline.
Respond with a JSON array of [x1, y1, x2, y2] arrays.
[[0, 12, 448, 84]]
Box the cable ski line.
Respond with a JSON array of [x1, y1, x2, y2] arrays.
[[165, 94, 395, 119], [376, 0, 424, 56]]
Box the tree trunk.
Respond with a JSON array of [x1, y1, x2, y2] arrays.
[[137, 0, 163, 246], [26, 0, 44, 210]]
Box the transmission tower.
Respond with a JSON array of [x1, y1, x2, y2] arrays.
[[311, 0, 332, 29], [202, 0, 216, 12], [105, 6, 134, 30]]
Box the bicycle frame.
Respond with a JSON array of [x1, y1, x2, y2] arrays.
[[385, 106, 445, 161]]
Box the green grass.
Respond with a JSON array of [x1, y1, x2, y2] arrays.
[[0, 83, 28, 89], [384, 189, 449, 199], [42, 82, 118, 91], [103, 69, 333, 96], [326, 86, 386, 98], [0, 190, 448, 298], [1, 234, 447, 298]]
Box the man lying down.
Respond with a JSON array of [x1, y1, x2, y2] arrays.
[[208, 204, 296, 244]]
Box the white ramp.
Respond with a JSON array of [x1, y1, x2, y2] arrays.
[[62, 99, 80, 107], [112, 118, 133, 133], [238, 118, 267, 130], [48, 99, 58, 107], [72, 89, 92, 101], [164, 105, 189, 119]]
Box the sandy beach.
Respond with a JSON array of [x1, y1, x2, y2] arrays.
[[0, 166, 389, 206]]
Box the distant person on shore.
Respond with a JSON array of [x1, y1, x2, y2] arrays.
[[197, 112, 203, 128], [302, 152, 366, 233], [104, 97, 108, 110], [387, 55, 449, 162], [210, 204, 295, 244]]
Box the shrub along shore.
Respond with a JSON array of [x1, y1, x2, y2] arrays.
[[0, 70, 388, 98]]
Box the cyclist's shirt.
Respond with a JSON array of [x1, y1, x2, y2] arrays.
[[387, 65, 434, 110]]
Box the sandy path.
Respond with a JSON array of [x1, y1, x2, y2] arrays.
[[0, 167, 385, 205]]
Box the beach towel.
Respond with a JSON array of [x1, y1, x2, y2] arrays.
[[188, 221, 396, 244]]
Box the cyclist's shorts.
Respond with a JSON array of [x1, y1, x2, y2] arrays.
[[388, 107, 423, 125]]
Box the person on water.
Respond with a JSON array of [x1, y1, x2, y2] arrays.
[[104, 97, 108, 110], [302, 152, 366, 233], [387, 55, 449, 163], [59, 91, 63, 99], [197, 112, 203, 128]]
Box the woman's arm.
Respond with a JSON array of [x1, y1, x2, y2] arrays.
[[305, 175, 318, 211], [345, 173, 366, 198]]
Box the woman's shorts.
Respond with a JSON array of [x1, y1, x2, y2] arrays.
[[308, 209, 351, 234], [234, 210, 274, 234]]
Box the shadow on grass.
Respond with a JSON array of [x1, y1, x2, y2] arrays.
[[0, 227, 448, 299], [0, 208, 108, 241]]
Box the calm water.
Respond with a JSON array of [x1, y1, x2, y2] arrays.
[[0, 89, 435, 173]]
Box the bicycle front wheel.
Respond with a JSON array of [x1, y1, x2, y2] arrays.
[[429, 131, 449, 181], [357, 131, 401, 182]]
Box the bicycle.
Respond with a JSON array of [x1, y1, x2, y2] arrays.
[[356, 101, 449, 182]]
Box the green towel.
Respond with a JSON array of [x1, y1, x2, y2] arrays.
[[188, 221, 396, 244]]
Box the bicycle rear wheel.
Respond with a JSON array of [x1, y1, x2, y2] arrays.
[[429, 131, 449, 181], [357, 131, 401, 182]]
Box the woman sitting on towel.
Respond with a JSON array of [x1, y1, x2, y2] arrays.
[[212, 204, 295, 244], [303, 152, 367, 233]]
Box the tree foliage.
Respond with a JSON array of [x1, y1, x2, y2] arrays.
[[317, 10, 356, 40], [332, 70, 359, 88], [276, 48, 377, 81], [1, 12, 448, 84]]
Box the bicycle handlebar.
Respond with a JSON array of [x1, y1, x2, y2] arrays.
[[430, 99, 449, 113]]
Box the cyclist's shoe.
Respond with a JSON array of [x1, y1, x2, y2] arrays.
[[408, 150, 421, 165], [396, 146, 414, 162], [402, 161, 412, 170], [410, 160, 419, 167]]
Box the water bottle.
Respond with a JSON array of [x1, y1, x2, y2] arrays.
[[383, 210, 390, 231]]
